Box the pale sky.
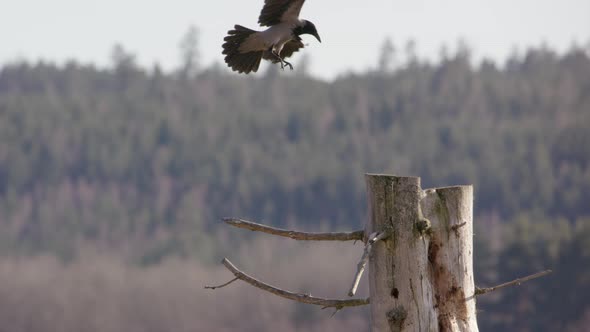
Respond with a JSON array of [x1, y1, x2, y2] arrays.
[[1, 0, 588, 79]]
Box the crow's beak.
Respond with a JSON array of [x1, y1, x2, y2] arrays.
[[314, 32, 321, 43]]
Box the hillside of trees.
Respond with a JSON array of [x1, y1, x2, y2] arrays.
[[0, 41, 589, 331]]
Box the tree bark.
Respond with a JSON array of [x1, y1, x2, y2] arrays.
[[421, 185, 478, 332], [366, 174, 436, 332], [365, 174, 478, 332]]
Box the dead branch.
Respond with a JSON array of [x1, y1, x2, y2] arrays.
[[223, 218, 364, 241], [215, 258, 370, 309], [451, 222, 467, 231], [204, 277, 238, 290], [348, 231, 390, 296], [470, 269, 552, 299]]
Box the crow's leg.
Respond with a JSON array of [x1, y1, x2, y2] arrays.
[[271, 50, 293, 70], [283, 59, 293, 70], [271, 50, 286, 69]]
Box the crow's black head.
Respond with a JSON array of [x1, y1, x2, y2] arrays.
[[296, 20, 321, 43]]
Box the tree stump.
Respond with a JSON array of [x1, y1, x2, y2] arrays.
[[365, 174, 478, 332], [211, 174, 548, 330]]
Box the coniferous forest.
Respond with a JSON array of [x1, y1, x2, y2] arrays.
[[0, 40, 589, 331]]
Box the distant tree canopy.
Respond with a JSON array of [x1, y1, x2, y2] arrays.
[[0, 42, 589, 331]]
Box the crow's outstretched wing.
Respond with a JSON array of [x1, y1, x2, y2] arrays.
[[258, 0, 306, 26]]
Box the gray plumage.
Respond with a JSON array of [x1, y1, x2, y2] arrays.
[[222, 0, 321, 74]]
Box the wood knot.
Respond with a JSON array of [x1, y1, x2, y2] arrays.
[[415, 218, 432, 235], [391, 287, 399, 299], [387, 306, 407, 332]]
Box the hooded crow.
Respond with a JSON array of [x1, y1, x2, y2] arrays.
[[222, 0, 321, 74]]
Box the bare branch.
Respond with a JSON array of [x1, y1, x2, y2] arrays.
[[451, 221, 467, 237], [471, 269, 552, 298], [217, 258, 370, 309], [348, 231, 390, 296], [204, 277, 238, 290], [223, 218, 364, 241], [451, 222, 467, 231]]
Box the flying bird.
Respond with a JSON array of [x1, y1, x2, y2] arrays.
[[222, 0, 321, 74]]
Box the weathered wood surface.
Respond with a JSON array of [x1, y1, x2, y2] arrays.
[[223, 218, 364, 241], [422, 185, 478, 332], [365, 174, 478, 332]]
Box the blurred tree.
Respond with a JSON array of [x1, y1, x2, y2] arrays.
[[178, 25, 201, 78], [455, 38, 472, 62], [294, 53, 310, 77], [110, 43, 140, 88], [404, 39, 418, 66], [439, 44, 450, 63], [110, 43, 137, 71], [377, 37, 396, 73]]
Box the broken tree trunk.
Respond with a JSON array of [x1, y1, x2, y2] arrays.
[[422, 185, 478, 332], [365, 174, 478, 332], [209, 173, 549, 330]]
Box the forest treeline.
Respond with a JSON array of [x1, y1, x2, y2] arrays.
[[0, 43, 589, 331]]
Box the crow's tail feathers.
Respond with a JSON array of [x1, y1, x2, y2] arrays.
[[222, 25, 263, 74]]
